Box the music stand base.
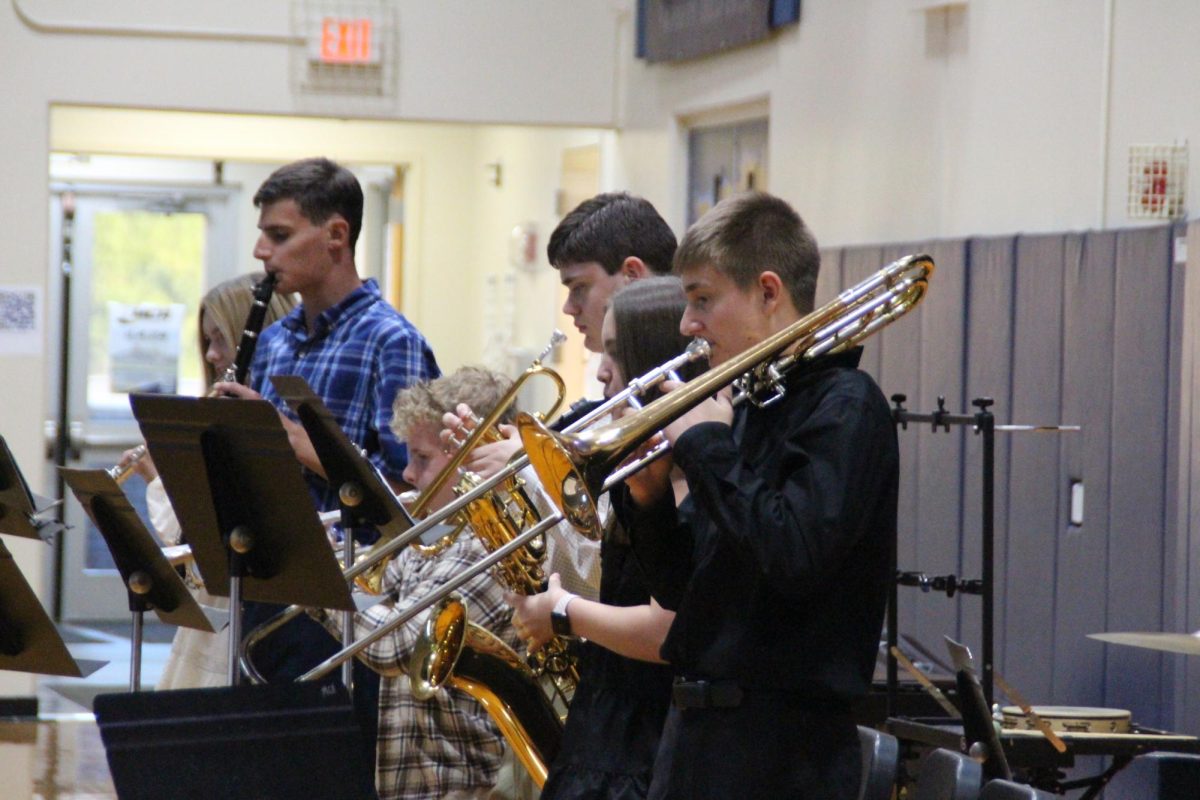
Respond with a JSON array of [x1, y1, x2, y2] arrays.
[[94, 682, 376, 800]]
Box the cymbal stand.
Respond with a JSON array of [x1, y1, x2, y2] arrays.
[[888, 394, 997, 715]]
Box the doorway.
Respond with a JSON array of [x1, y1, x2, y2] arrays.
[[48, 183, 238, 621]]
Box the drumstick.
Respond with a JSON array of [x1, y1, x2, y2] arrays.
[[992, 670, 1068, 754], [889, 646, 961, 718]]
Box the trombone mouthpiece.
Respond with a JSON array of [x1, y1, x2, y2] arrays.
[[686, 338, 712, 359]]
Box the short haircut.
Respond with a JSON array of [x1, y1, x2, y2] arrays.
[[253, 157, 364, 253], [199, 271, 297, 385], [674, 191, 819, 313], [547, 192, 677, 275], [391, 366, 516, 440], [610, 276, 708, 386]]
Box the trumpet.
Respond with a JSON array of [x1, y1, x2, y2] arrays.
[[353, 331, 567, 591], [240, 336, 715, 687], [518, 253, 934, 536], [240, 331, 574, 677]]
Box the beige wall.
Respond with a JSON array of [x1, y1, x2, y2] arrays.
[[616, 0, 1200, 245], [0, 0, 620, 697], [9, 0, 1200, 697]]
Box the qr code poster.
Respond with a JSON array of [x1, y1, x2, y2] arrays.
[[0, 285, 42, 355]]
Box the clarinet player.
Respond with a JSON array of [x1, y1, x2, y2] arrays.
[[215, 157, 440, 764]]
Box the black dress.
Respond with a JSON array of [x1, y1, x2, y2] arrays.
[[540, 522, 675, 800]]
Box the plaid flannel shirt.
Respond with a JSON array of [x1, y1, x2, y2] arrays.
[[353, 535, 521, 800], [250, 278, 439, 511]]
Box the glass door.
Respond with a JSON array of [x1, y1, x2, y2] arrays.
[[48, 184, 237, 621]]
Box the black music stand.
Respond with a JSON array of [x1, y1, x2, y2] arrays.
[[60, 467, 213, 692], [270, 374, 413, 688], [0, 434, 65, 542], [0, 536, 103, 679], [94, 681, 376, 800], [129, 394, 355, 685]]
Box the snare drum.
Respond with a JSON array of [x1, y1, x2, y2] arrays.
[[1000, 705, 1131, 734]]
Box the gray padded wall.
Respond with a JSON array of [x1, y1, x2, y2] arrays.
[[836, 224, 1187, 730], [1177, 220, 1200, 735]]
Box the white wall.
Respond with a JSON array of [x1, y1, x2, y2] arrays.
[[0, 0, 618, 697], [8, 0, 1200, 697], [617, 0, 1200, 246]]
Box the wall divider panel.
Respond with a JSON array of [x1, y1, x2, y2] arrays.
[[830, 223, 1193, 731]]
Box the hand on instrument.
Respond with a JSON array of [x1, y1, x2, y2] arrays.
[[623, 432, 674, 509], [506, 573, 565, 652], [441, 404, 523, 478], [119, 447, 158, 481], [276, 413, 326, 479], [210, 381, 262, 400]]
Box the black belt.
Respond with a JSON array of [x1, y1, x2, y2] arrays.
[[672, 678, 744, 709]]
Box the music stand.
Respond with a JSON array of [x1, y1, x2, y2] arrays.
[[270, 374, 413, 688], [0, 434, 64, 542], [94, 681, 376, 800], [60, 467, 213, 691], [0, 536, 103, 679], [945, 635, 1013, 782], [129, 394, 355, 685]]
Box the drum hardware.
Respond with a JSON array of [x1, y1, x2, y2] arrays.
[[896, 571, 983, 598], [891, 394, 1081, 436]]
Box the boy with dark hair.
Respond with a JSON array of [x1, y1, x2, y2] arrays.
[[621, 191, 899, 799], [548, 192, 676, 354], [218, 157, 439, 764]]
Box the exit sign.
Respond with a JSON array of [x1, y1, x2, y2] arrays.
[[311, 17, 381, 65]]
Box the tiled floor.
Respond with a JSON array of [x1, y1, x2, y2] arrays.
[[3, 621, 171, 800]]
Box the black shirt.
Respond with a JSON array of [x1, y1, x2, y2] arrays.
[[620, 348, 898, 705]]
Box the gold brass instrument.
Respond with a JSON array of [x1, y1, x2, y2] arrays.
[[518, 253, 935, 536], [240, 334, 713, 687], [240, 332, 570, 677], [410, 596, 563, 787], [353, 331, 567, 592]]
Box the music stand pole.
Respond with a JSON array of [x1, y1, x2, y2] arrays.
[[270, 374, 416, 691], [126, 573, 153, 692], [60, 467, 214, 692]]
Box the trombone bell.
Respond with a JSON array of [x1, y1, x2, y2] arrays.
[[516, 414, 605, 540]]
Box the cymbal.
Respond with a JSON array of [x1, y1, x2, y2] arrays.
[[1088, 631, 1200, 656]]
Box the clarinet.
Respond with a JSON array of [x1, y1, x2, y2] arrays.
[[225, 270, 279, 386]]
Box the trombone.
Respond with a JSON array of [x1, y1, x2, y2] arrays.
[[517, 253, 935, 536], [238, 338, 712, 684]]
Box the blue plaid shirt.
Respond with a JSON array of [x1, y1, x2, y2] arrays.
[[250, 278, 440, 512]]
